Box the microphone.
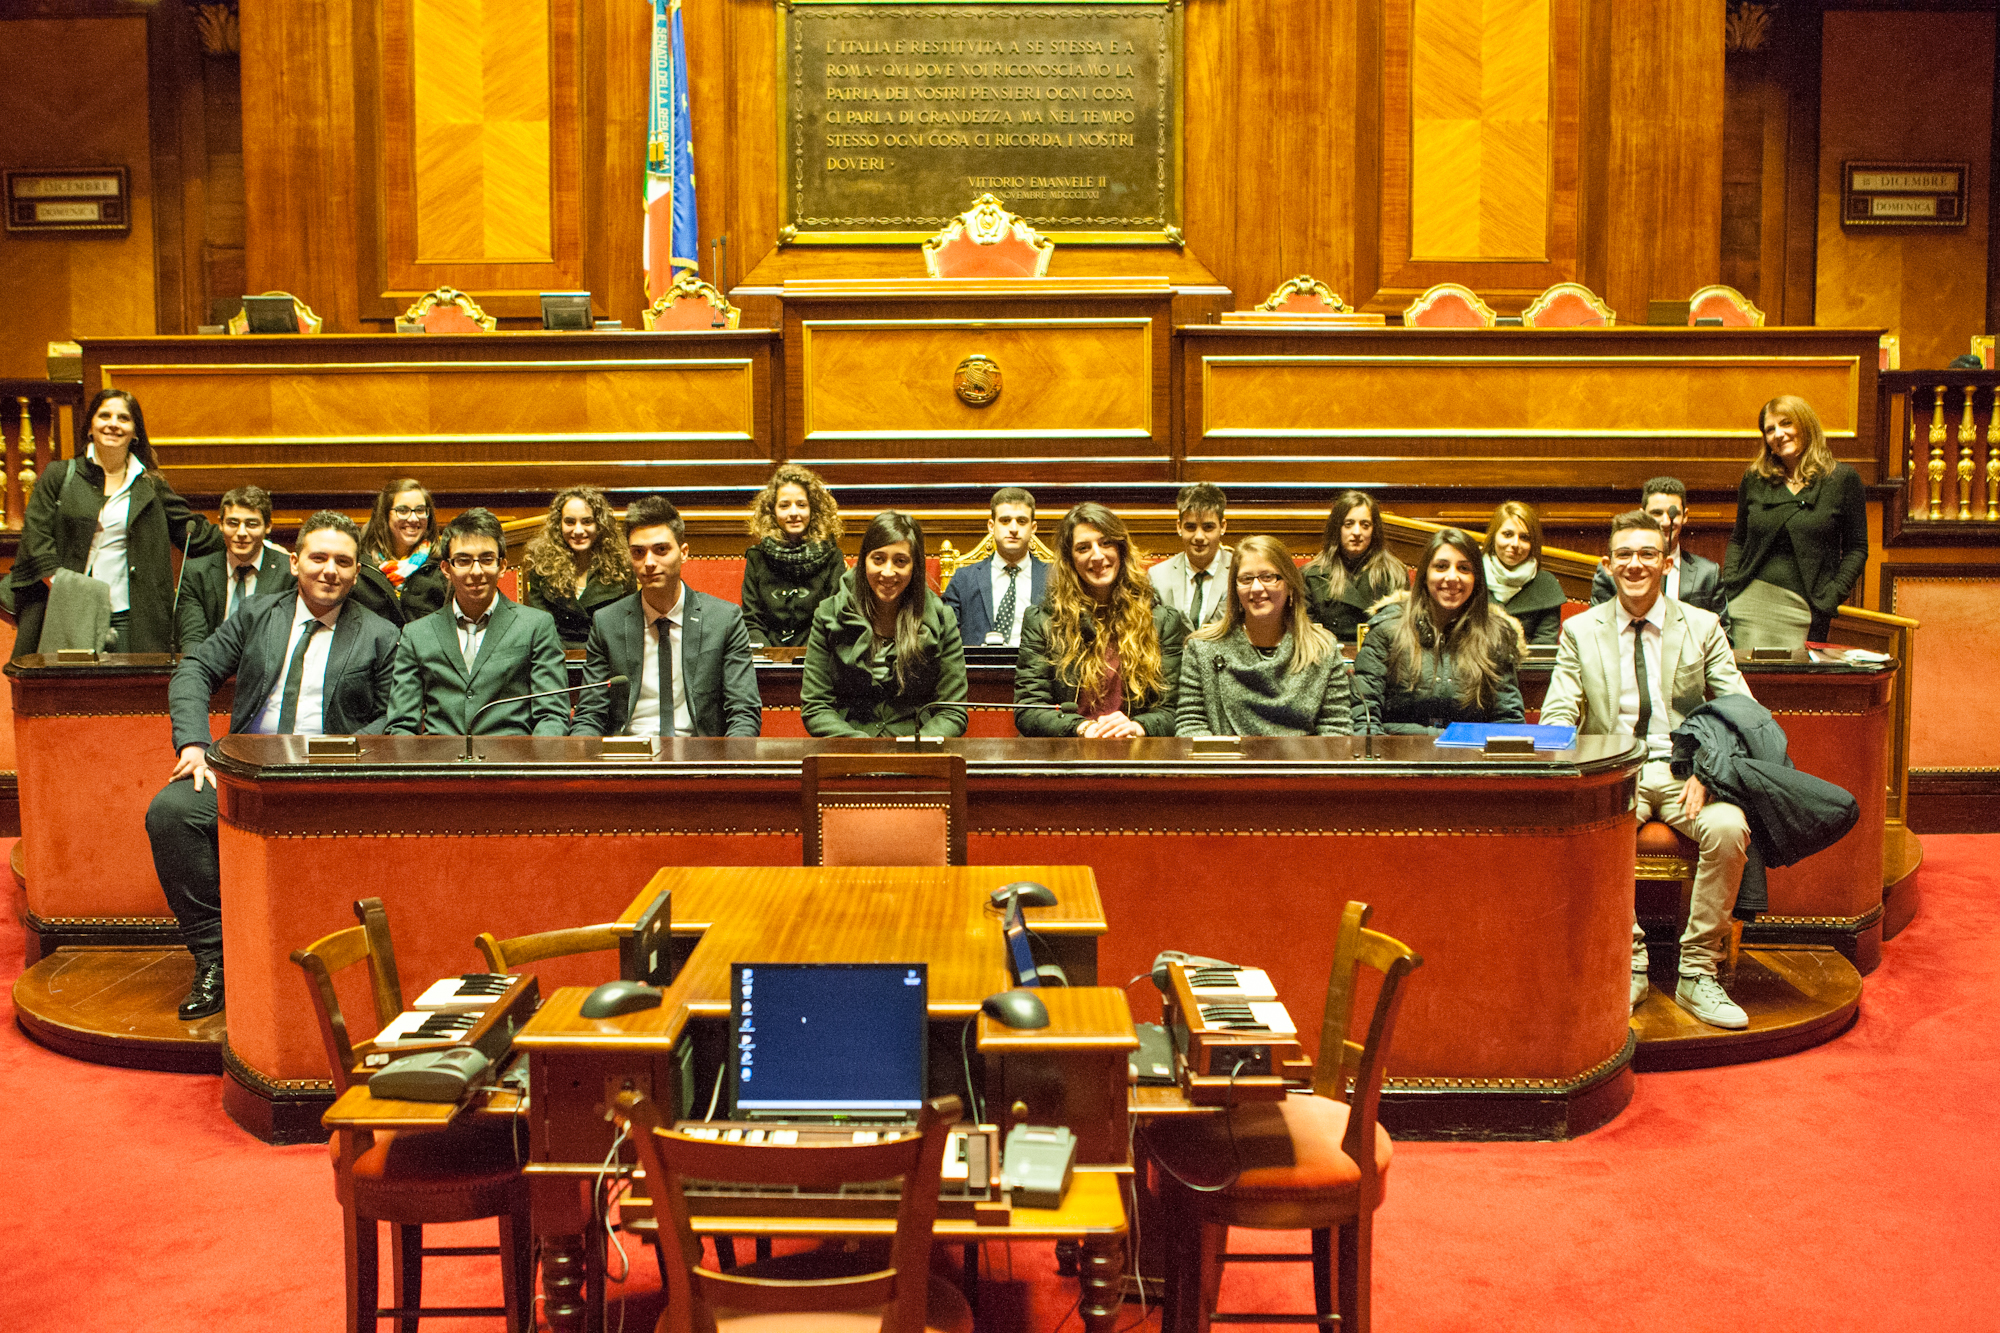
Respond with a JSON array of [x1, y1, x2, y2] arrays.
[[169, 519, 196, 652], [460, 675, 627, 761]]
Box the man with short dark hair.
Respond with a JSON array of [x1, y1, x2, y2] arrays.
[[175, 485, 295, 649], [570, 495, 761, 737], [942, 486, 1048, 646], [1149, 481, 1231, 628], [146, 510, 398, 1019], [385, 508, 568, 736], [1589, 476, 1730, 635], [1543, 510, 1755, 1029]]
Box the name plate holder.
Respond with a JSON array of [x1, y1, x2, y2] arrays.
[[1749, 647, 1796, 661], [307, 736, 362, 763], [1482, 736, 1537, 756], [600, 736, 657, 761], [1189, 736, 1243, 759], [54, 649, 99, 664]]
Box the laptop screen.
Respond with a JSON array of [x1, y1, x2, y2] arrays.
[[729, 962, 928, 1118]]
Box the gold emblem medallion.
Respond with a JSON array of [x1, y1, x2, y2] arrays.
[[953, 354, 1002, 407]]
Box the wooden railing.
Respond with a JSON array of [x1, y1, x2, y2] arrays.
[[0, 380, 82, 533], [1879, 370, 2000, 527]]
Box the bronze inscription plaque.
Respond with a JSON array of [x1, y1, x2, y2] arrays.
[[782, 1, 1180, 244]]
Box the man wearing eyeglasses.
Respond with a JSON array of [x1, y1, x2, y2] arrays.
[[1541, 510, 1755, 1030], [385, 508, 568, 736], [1587, 476, 1730, 638]]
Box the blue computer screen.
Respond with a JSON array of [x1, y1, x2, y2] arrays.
[[729, 962, 928, 1115]]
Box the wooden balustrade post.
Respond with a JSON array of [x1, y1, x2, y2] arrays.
[[1957, 386, 1978, 520], [1987, 386, 2000, 522], [1926, 386, 1947, 519], [17, 396, 40, 519], [2, 397, 15, 529]]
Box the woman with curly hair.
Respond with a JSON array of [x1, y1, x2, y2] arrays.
[[1302, 490, 1409, 643], [740, 463, 845, 648], [1722, 394, 1866, 649], [800, 511, 967, 737], [1351, 527, 1525, 734], [351, 476, 449, 626], [1176, 535, 1352, 737], [1013, 503, 1186, 738], [520, 485, 635, 646]]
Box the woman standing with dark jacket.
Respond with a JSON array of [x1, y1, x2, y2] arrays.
[[1722, 395, 1868, 649], [800, 511, 968, 737], [7, 389, 219, 656], [1351, 527, 1525, 734]]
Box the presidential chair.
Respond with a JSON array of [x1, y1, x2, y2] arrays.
[[1686, 284, 1764, 327], [1221, 276, 1389, 327], [293, 897, 534, 1333], [616, 1090, 973, 1333], [922, 193, 1054, 278], [643, 272, 741, 330], [801, 752, 968, 867], [1401, 282, 1497, 328], [1520, 282, 1616, 328], [1145, 901, 1421, 1333], [397, 286, 496, 333]]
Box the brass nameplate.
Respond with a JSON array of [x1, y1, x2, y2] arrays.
[[54, 649, 99, 663], [782, 1, 1181, 244], [1190, 735, 1242, 758], [308, 735, 362, 761], [1842, 161, 1967, 228], [1482, 736, 1536, 756], [1750, 647, 1795, 661], [600, 737, 657, 760]]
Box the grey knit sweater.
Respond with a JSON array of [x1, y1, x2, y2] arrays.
[[1174, 626, 1354, 736]]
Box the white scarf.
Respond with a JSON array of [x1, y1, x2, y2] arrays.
[[1484, 553, 1537, 603]]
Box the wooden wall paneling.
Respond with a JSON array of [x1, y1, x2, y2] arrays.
[[1599, 0, 1723, 327], [1350, 0, 1382, 313], [1778, 0, 1820, 328], [242, 0, 364, 332], [147, 0, 207, 336], [584, 0, 651, 329], [1181, 0, 1236, 307]]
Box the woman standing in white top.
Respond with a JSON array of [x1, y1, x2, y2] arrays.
[[6, 389, 219, 655]]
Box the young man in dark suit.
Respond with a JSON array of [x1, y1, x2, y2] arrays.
[[570, 494, 761, 738], [145, 511, 399, 1019], [1589, 476, 1731, 637], [941, 486, 1049, 646], [385, 508, 569, 736], [174, 484, 296, 650]]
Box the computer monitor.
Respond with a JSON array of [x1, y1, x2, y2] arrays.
[[1004, 894, 1040, 988], [240, 294, 299, 334], [728, 962, 927, 1120], [618, 889, 674, 987], [540, 291, 593, 330]]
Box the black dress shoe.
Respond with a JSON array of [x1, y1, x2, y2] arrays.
[[179, 964, 225, 1020]]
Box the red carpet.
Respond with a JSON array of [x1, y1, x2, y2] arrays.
[[5, 836, 1997, 1331]]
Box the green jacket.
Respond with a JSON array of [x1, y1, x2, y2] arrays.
[[1012, 602, 1187, 737], [800, 571, 968, 737], [385, 592, 569, 735], [1351, 597, 1525, 735]]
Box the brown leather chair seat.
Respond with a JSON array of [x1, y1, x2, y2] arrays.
[[1637, 819, 1698, 859], [346, 1123, 525, 1224], [1147, 1093, 1395, 1220]]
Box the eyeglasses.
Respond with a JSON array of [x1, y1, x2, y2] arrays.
[[1234, 572, 1286, 589], [1609, 547, 1665, 566], [448, 554, 501, 572], [391, 505, 430, 518]]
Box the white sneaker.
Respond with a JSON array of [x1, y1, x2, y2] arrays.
[[1630, 972, 1650, 1010], [1675, 973, 1748, 1029]]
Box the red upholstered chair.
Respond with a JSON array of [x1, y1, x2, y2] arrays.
[[1401, 282, 1497, 328], [1257, 275, 1349, 315], [643, 272, 741, 330], [1520, 282, 1616, 328], [396, 287, 496, 333], [801, 752, 967, 867], [292, 898, 534, 1333], [922, 193, 1054, 278], [616, 1089, 972, 1333], [1686, 284, 1764, 327], [1146, 901, 1422, 1333]]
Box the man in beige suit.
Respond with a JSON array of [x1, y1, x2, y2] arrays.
[[1540, 510, 1755, 1029]]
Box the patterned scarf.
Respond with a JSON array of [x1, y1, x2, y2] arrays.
[[757, 537, 840, 580], [381, 546, 431, 591]]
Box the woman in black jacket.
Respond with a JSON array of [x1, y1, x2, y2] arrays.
[[1722, 395, 1867, 649], [740, 463, 845, 648], [1481, 500, 1565, 647], [7, 389, 219, 656], [1302, 490, 1408, 643], [520, 484, 635, 646], [1351, 527, 1525, 734], [351, 476, 449, 626]]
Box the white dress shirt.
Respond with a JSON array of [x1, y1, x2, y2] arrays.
[[1663, 550, 1683, 604], [626, 586, 692, 735], [82, 445, 142, 614], [251, 605, 342, 735], [988, 554, 1032, 646], [1616, 595, 1674, 761]]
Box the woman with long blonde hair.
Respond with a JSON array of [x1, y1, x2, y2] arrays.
[[1013, 503, 1185, 738], [1176, 535, 1352, 736], [521, 485, 635, 646], [1722, 395, 1866, 648], [1351, 527, 1524, 733], [740, 463, 845, 648]]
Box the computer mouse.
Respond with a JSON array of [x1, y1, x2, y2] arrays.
[[580, 980, 664, 1019], [981, 988, 1050, 1030], [989, 881, 1058, 909]]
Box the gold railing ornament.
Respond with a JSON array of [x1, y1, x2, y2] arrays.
[[1927, 388, 1947, 520], [1956, 387, 1977, 520], [1988, 389, 2000, 521]]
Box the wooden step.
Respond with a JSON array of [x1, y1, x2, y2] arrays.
[[1632, 946, 1860, 1071], [13, 945, 225, 1073]]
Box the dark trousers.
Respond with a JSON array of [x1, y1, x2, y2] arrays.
[[146, 777, 222, 966]]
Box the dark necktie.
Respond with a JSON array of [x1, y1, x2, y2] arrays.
[[230, 565, 253, 619], [276, 619, 322, 734], [1631, 619, 1652, 744], [1191, 569, 1209, 624], [993, 563, 1021, 642], [657, 615, 676, 737]]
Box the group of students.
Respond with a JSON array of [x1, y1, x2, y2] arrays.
[[22, 386, 1859, 1031]]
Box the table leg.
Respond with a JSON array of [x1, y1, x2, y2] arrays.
[[1078, 1234, 1126, 1333], [535, 1177, 593, 1333]]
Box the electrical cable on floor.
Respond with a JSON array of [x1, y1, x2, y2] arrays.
[[960, 1016, 986, 1123], [1138, 1055, 1253, 1195], [703, 1059, 726, 1121]]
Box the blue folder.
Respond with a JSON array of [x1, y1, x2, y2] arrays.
[[1433, 722, 1579, 751]]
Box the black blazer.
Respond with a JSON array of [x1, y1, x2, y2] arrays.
[[175, 547, 297, 651], [941, 556, 1051, 644], [7, 455, 220, 656], [351, 557, 449, 628], [1304, 562, 1407, 644], [1722, 464, 1868, 618], [1490, 569, 1566, 647], [167, 591, 399, 751], [569, 588, 762, 737], [1590, 548, 1731, 637]]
